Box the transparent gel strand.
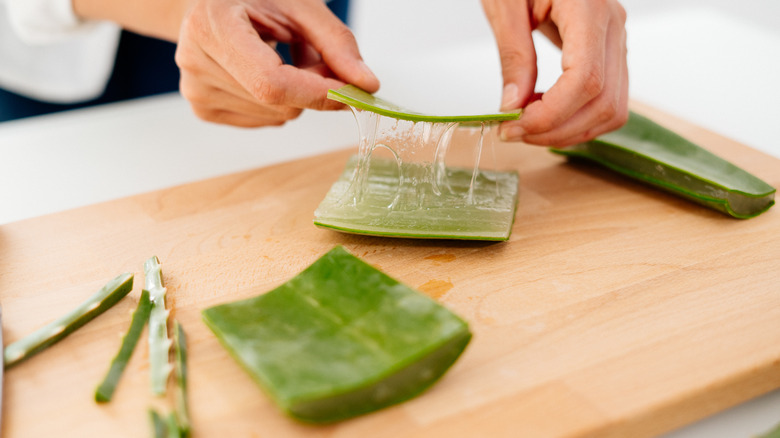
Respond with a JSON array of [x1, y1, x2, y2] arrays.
[[432, 122, 457, 197], [466, 122, 486, 205], [348, 107, 379, 205]]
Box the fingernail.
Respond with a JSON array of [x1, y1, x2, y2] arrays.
[[500, 125, 525, 142], [358, 61, 379, 89], [501, 83, 520, 111]]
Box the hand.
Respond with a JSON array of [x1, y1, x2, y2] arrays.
[[174, 0, 380, 127], [482, 0, 629, 146]]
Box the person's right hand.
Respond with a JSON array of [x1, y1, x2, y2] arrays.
[[174, 0, 380, 127]]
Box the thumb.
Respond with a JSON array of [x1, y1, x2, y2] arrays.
[[294, 2, 380, 93], [482, 0, 538, 110]]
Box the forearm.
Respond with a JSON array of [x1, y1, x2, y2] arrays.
[[71, 0, 189, 42]]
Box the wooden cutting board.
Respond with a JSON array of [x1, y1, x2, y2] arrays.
[[1, 103, 779, 438]]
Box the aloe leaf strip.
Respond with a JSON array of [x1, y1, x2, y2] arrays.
[[94, 289, 153, 403], [166, 412, 182, 438], [149, 409, 168, 438], [173, 320, 191, 437], [3, 273, 134, 369], [327, 85, 521, 123], [145, 256, 172, 396]]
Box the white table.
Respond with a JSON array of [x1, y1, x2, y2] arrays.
[[1, 1, 779, 436]]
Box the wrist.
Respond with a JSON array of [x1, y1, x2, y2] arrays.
[[71, 0, 190, 42]]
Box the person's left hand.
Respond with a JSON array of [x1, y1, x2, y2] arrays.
[[482, 0, 629, 147]]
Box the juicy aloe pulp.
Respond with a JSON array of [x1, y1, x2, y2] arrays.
[[551, 112, 776, 218], [202, 246, 472, 423], [314, 155, 519, 240]]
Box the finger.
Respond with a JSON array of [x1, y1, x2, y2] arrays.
[[516, 1, 609, 136], [204, 6, 346, 111], [522, 15, 628, 146], [180, 72, 303, 121], [481, 0, 538, 111], [292, 1, 380, 93]]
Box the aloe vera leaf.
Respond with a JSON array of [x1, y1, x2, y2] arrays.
[[327, 85, 521, 123], [757, 422, 780, 438], [149, 409, 168, 438], [314, 155, 519, 241], [202, 246, 471, 423], [145, 256, 172, 396], [94, 289, 153, 402], [173, 320, 191, 437], [550, 111, 776, 218], [3, 273, 134, 368]]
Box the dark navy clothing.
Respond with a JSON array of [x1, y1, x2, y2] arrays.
[[0, 0, 350, 122]]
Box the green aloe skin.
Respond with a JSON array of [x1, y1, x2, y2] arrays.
[[203, 246, 472, 423], [95, 289, 153, 403], [173, 321, 191, 437], [328, 85, 521, 123], [551, 111, 776, 218], [3, 273, 134, 368]]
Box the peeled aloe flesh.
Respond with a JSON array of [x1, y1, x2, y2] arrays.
[[327, 84, 521, 123], [3, 273, 134, 368], [551, 111, 776, 218], [202, 246, 472, 423], [315, 155, 519, 240]]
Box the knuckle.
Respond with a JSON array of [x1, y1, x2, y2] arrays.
[[250, 75, 285, 105], [580, 67, 605, 100]]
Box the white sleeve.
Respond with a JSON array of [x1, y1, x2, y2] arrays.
[[0, 0, 121, 103]]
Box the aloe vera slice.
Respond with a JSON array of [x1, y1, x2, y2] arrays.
[[327, 85, 521, 123], [3, 273, 134, 368], [551, 112, 776, 218], [314, 155, 519, 240], [95, 289, 153, 403], [145, 256, 172, 396], [173, 321, 191, 437], [202, 246, 472, 423]]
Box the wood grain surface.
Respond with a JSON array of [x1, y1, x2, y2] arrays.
[[1, 103, 779, 437]]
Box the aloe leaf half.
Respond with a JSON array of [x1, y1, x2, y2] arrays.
[[95, 289, 153, 403], [327, 85, 521, 123], [551, 111, 776, 218], [3, 273, 134, 368], [202, 246, 472, 423]]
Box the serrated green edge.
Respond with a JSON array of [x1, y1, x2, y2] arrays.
[[327, 85, 521, 123]]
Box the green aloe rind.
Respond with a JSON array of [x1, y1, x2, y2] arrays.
[[173, 321, 191, 437], [202, 246, 472, 423], [551, 111, 776, 218], [3, 273, 134, 368], [327, 85, 521, 123], [148, 409, 168, 438], [756, 421, 780, 438], [95, 289, 153, 403], [145, 256, 172, 396], [314, 156, 519, 241]]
